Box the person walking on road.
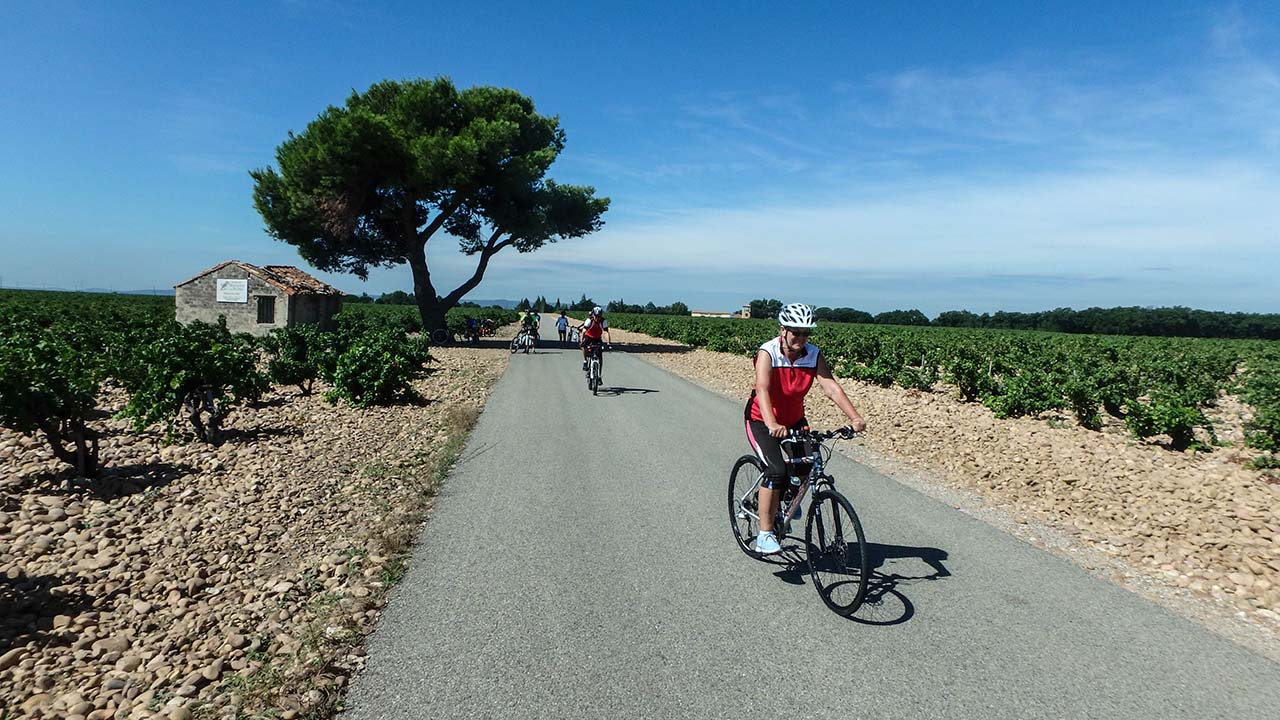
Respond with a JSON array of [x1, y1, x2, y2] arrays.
[[556, 311, 569, 347], [745, 303, 867, 555]]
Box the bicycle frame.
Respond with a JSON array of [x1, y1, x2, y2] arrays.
[[735, 435, 836, 535]]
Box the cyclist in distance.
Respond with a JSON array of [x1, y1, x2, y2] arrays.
[[520, 310, 539, 348], [746, 303, 867, 555], [580, 306, 611, 370]]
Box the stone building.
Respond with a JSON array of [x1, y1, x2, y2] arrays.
[[175, 261, 344, 336]]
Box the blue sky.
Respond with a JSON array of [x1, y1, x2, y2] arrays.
[[2, 1, 1278, 315]]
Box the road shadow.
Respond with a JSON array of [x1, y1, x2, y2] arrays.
[[595, 387, 660, 397], [434, 337, 528, 351], [762, 539, 951, 625], [851, 543, 951, 626]]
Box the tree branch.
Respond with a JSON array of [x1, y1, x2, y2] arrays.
[[418, 194, 466, 247], [444, 229, 514, 306]]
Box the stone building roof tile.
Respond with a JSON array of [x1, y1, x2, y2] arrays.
[[175, 261, 344, 296]]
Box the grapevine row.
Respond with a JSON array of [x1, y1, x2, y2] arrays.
[[606, 314, 1280, 457]]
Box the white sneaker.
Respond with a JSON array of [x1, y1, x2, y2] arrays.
[[755, 531, 781, 555]]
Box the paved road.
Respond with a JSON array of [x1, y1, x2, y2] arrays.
[[343, 328, 1280, 719]]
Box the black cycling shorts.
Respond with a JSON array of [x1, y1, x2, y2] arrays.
[[744, 400, 809, 489]]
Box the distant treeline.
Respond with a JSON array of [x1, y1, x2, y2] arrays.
[[756, 299, 1280, 340], [349, 290, 1280, 340], [932, 306, 1280, 340], [344, 291, 508, 310]]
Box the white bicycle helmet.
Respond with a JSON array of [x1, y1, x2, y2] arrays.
[[591, 306, 603, 315], [777, 303, 817, 329]]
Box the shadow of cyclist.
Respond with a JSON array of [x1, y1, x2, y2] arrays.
[[766, 541, 951, 625], [595, 387, 660, 397], [852, 542, 951, 626]]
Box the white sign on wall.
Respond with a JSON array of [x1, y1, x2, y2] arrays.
[[216, 279, 249, 303]]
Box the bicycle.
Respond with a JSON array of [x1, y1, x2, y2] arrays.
[[728, 427, 869, 615], [584, 341, 608, 395], [510, 327, 535, 354]]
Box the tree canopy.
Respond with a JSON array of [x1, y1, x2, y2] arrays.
[[252, 77, 609, 331]]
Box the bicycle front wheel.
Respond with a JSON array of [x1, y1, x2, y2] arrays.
[[510, 337, 519, 354], [728, 455, 767, 560], [805, 489, 869, 615]]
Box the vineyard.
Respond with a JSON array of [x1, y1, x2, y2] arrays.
[[605, 313, 1280, 462], [0, 290, 516, 478]]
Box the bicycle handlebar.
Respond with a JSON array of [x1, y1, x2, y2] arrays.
[[781, 427, 861, 444]]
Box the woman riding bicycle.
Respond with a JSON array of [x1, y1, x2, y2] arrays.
[[746, 303, 866, 555], [580, 306, 611, 370]]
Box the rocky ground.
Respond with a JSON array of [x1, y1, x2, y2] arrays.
[[612, 329, 1280, 653], [0, 345, 509, 719]]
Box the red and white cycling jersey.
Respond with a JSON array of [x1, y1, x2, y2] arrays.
[[748, 337, 819, 427], [583, 317, 608, 340]]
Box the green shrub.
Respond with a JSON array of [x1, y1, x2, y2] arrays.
[[1244, 406, 1280, 452], [1124, 392, 1216, 451], [120, 319, 268, 445], [981, 369, 1064, 419], [1239, 365, 1280, 452], [325, 329, 427, 407], [263, 325, 327, 395], [0, 323, 103, 477]]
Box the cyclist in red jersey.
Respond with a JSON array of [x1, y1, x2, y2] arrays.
[[745, 303, 867, 555], [580, 306, 611, 370]]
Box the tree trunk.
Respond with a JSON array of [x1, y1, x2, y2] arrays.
[[408, 229, 512, 338], [408, 247, 450, 336], [37, 417, 100, 479]]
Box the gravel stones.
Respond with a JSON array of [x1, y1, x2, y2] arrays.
[[0, 345, 508, 715]]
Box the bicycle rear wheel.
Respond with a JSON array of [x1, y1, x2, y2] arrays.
[[728, 455, 767, 559], [805, 489, 869, 615], [509, 337, 519, 354]]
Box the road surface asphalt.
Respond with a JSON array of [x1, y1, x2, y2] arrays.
[[343, 328, 1280, 719]]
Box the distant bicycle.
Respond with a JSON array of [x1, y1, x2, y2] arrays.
[[510, 328, 535, 354], [728, 427, 869, 615], [429, 327, 455, 345], [584, 341, 609, 395]]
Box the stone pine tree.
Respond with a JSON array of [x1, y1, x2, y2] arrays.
[[251, 77, 609, 335]]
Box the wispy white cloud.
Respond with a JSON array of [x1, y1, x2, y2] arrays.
[[529, 163, 1280, 289], [554, 9, 1280, 313]]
